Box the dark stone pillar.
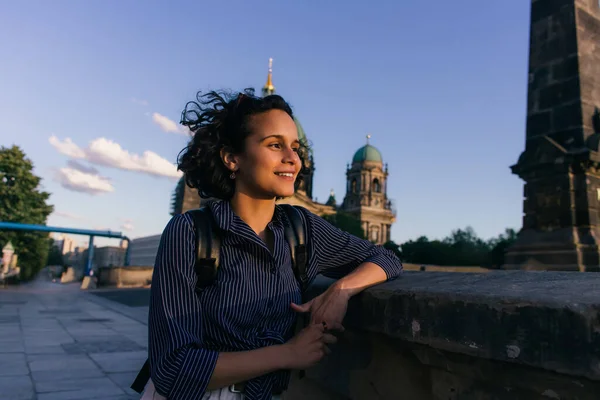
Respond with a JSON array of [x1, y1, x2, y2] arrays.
[[506, 0, 600, 271]]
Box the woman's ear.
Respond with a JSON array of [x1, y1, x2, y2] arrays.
[[220, 147, 239, 173]]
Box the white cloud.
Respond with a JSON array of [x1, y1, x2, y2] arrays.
[[48, 136, 182, 180], [49, 135, 86, 158], [54, 167, 114, 195], [120, 219, 134, 231], [152, 112, 182, 134], [131, 97, 149, 106], [86, 138, 181, 179], [53, 211, 85, 220]]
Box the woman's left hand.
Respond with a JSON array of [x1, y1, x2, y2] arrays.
[[290, 285, 350, 332]]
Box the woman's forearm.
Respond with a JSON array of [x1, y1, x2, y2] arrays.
[[333, 261, 388, 297], [207, 344, 288, 390]]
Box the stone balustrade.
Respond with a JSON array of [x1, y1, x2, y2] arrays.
[[285, 271, 600, 399]]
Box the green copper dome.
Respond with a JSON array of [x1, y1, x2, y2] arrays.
[[352, 144, 382, 163], [294, 117, 313, 156], [294, 117, 307, 144]]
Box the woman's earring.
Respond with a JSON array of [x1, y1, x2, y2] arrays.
[[230, 171, 236, 180]]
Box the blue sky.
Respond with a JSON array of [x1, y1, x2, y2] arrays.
[[1, 1, 530, 247]]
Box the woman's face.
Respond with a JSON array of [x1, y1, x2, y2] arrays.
[[226, 109, 302, 199]]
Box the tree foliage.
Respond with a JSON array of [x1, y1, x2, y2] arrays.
[[47, 238, 65, 266], [0, 146, 54, 281], [322, 211, 365, 239], [391, 226, 518, 268], [321, 209, 517, 268]]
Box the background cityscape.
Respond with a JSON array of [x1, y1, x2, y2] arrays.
[[1, 1, 530, 252]]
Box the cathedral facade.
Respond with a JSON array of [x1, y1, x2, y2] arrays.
[[170, 60, 396, 244]]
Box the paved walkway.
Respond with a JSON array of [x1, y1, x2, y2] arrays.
[[0, 276, 149, 400]]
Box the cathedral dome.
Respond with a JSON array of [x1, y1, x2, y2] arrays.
[[352, 144, 383, 164], [294, 117, 307, 145]]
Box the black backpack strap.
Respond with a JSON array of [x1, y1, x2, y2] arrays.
[[187, 207, 221, 292], [279, 204, 308, 292], [131, 359, 150, 393], [131, 208, 220, 394]]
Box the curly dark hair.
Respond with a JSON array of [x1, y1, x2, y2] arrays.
[[177, 88, 310, 200]]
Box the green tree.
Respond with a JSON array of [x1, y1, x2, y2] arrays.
[[399, 226, 518, 267], [322, 211, 365, 239], [383, 240, 401, 259], [442, 227, 490, 266], [0, 146, 54, 281], [401, 236, 455, 265], [46, 238, 64, 266], [485, 228, 518, 269]]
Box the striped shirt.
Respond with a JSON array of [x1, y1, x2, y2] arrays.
[[148, 200, 402, 400]]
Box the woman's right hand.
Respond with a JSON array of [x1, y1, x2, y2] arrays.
[[281, 323, 338, 370]]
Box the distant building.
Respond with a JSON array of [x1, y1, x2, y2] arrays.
[[93, 246, 126, 268], [341, 135, 396, 243], [128, 235, 161, 267], [53, 234, 74, 255]]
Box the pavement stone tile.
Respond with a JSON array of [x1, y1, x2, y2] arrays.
[[0, 331, 24, 341], [122, 333, 148, 348], [0, 315, 20, 324], [62, 337, 145, 354], [28, 353, 99, 372], [62, 334, 126, 344], [1, 278, 156, 398], [108, 371, 140, 396], [20, 322, 64, 330], [36, 376, 123, 393], [89, 350, 148, 373], [0, 375, 35, 399], [24, 338, 75, 347], [23, 331, 73, 343], [36, 385, 124, 400], [0, 352, 30, 376], [0, 315, 21, 330], [32, 367, 105, 382], [24, 345, 67, 355], [0, 340, 26, 353]]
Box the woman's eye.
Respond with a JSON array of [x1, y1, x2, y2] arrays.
[[292, 147, 300, 153], [269, 143, 282, 149]]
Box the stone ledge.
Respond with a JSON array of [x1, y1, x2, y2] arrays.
[[97, 266, 153, 288], [309, 271, 600, 382]]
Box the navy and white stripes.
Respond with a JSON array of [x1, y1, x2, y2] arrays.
[[148, 200, 402, 400]]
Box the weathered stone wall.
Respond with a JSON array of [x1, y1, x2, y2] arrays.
[[286, 272, 600, 399], [97, 266, 152, 288]]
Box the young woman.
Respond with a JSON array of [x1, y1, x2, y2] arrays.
[[143, 89, 402, 400]]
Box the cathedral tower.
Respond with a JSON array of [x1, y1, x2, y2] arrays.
[[260, 58, 315, 199], [341, 135, 395, 244]]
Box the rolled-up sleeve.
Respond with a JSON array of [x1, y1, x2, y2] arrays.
[[300, 208, 403, 280], [148, 214, 218, 400]]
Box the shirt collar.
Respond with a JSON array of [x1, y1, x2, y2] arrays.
[[206, 200, 285, 232]]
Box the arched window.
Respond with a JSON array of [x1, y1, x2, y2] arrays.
[[373, 178, 381, 193], [351, 179, 357, 194]]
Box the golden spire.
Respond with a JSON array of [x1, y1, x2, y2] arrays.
[[262, 57, 275, 96]]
